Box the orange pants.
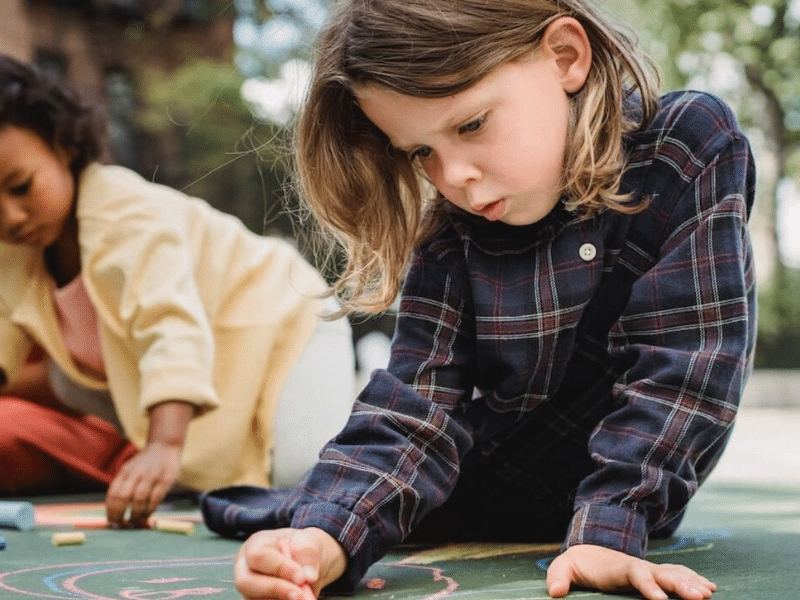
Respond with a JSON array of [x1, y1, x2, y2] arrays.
[[0, 397, 137, 497]]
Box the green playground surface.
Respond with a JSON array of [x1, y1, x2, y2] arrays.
[[1, 481, 798, 599]]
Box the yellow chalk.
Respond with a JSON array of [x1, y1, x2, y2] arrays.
[[153, 519, 195, 536], [51, 531, 86, 547]]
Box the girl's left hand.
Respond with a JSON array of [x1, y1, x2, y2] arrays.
[[105, 441, 182, 527], [105, 399, 195, 527], [546, 544, 716, 600]]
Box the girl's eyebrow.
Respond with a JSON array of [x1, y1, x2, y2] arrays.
[[0, 169, 22, 187], [392, 140, 420, 154], [393, 105, 488, 153]]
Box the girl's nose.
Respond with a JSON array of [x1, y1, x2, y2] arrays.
[[440, 152, 482, 190], [0, 197, 28, 235]]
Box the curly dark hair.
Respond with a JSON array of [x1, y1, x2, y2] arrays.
[[0, 54, 106, 177]]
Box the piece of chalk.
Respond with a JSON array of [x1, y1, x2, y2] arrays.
[[153, 519, 195, 535], [0, 501, 35, 530], [0, 535, 6, 550], [51, 531, 86, 547]]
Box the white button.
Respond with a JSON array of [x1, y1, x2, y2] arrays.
[[579, 243, 597, 261]]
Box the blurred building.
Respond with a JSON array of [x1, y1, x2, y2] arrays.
[[0, 0, 236, 173]]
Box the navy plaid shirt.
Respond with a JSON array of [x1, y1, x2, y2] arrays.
[[201, 91, 756, 590]]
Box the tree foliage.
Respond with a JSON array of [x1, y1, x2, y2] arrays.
[[136, 58, 296, 238], [607, 0, 800, 367]]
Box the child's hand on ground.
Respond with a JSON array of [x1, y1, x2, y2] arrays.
[[105, 441, 182, 527], [106, 400, 194, 527], [234, 527, 347, 600], [546, 544, 716, 600]]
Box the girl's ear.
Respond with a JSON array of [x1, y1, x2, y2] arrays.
[[540, 17, 592, 94]]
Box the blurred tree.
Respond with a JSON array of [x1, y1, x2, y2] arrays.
[[231, 0, 398, 340], [608, 0, 800, 367], [136, 58, 297, 239]]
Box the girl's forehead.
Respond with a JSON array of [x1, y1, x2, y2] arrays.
[[0, 125, 54, 164], [354, 50, 539, 107], [355, 57, 537, 149]]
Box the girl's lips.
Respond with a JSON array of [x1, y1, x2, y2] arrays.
[[479, 198, 507, 221], [15, 228, 41, 245]]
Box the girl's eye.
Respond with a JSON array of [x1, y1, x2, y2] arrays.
[[459, 116, 485, 135], [410, 146, 432, 161], [9, 180, 31, 196]]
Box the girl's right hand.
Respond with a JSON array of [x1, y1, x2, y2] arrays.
[[547, 544, 716, 600], [234, 527, 347, 600]]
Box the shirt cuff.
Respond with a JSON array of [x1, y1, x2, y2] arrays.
[[139, 364, 220, 415], [563, 503, 648, 558], [291, 502, 376, 594]]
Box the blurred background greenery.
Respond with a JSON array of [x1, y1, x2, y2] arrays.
[[2, 0, 798, 367]]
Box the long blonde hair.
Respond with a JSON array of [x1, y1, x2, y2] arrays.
[[294, 0, 659, 315]]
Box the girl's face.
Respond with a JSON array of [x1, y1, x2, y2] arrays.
[[356, 50, 573, 226], [0, 125, 75, 248]]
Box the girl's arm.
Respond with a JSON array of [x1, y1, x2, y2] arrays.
[[106, 399, 195, 526], [556, 95, 756, 599], [210, 236, 478, 594], [77, 168, 220, 425]]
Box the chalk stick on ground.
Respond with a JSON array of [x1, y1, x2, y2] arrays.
[[51, 531, 86, 547], [0, 535, 6, 550], [152, 518, 195, 536], [0, 501, 35, 530]]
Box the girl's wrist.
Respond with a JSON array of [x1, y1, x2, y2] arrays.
[[147, 400, 196, 447], [308, 527, 348, 588]]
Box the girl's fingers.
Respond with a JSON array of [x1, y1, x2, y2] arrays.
[[128, 470, 164, 525], [280, 532, 322, 584], [243, 533, 307, 585], [545, 546, 716, 600], [106, 474, 135, 525], [627, 561, 668, 600], [653, 565, 716, 600], [128, 480, 151, 525], [544, 557, 571, 598], [235, 548, 305, 600]]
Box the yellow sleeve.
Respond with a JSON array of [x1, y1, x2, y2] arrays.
[[77, 167, 219, 415], [0, 315, 32, 385]]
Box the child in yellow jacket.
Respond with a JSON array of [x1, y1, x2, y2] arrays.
[[0, 54, 355, 526]]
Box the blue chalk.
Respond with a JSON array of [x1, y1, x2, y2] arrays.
[[0, 536, 6, 550], [0, 500, 35, 530]]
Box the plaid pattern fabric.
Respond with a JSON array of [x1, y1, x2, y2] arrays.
[[200, 91, 756, 591]]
